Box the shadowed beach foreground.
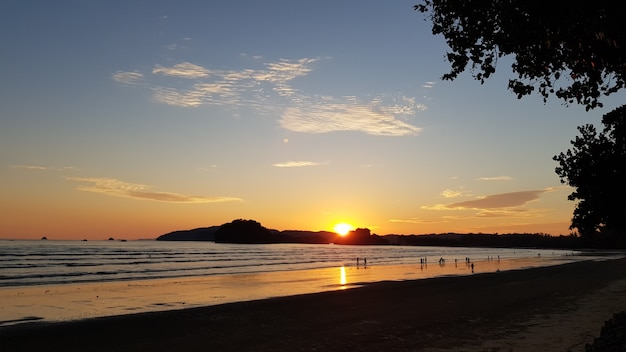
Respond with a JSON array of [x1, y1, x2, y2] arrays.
[[2, 258, 626, 352]]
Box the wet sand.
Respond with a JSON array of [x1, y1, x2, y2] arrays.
[[1, 257, 626, 351]]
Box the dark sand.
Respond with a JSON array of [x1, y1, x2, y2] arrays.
[[1, 258, 626, 352]]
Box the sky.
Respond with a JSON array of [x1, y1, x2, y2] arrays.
[[1, 1, 624, 240]]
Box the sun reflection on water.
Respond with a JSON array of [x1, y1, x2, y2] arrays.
[[340, 266, 347, 287]]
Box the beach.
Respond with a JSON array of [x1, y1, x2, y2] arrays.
[[0, 241, 586, 325], [1, 257, 626, 351]]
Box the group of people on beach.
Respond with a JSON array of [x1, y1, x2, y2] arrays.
[[419, 256, 475, 273], [355, 254, 491, 273]]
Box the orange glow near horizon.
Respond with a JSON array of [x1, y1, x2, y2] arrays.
[[333, 223, 353, 236]]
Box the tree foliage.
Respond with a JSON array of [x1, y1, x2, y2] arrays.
[[553, 106, 626, 238], [415, 0, 626, 110]]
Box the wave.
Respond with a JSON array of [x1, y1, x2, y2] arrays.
[[0, 240, 577, 287]]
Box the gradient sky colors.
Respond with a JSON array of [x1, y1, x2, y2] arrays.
[[2, 1, 625, 240]]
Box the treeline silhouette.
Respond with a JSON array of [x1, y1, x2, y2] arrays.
[[384, 233, 580, 249], [157, 219, 624, 249], [156, 220, 386, 245]]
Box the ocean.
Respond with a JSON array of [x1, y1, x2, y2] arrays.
[[0, 239, 581, 288], [2, 239, 612, 324]]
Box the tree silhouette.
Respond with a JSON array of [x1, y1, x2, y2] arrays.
[[214, 219, 274, 244], [553, 106, 626, 242], [415, 1, 625, 110], [416, 1, 626, 246]]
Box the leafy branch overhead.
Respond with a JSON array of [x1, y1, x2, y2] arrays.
[[415, 0, 626, 110]]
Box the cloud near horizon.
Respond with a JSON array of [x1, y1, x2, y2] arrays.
[[67, 177, 242, 203], [10, 164, 48, 171], [273, 161, 325, 168], [113, 57, 423, 136], [10, 165, 78, 172], [478, 176, 513, 181], [445, 190, 548, 209], [417, 189, 557, 218], [441, 189, 463, 198], [392, 190, 553, 227], [389, 217, 444, 224]]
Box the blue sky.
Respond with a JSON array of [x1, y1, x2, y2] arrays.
[[2, 1, 624, 239]]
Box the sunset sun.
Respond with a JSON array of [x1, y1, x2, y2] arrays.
[[333, 223, 353, 236]]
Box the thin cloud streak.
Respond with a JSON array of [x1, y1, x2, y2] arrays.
[[10, 165, 48, 170], [446, 190, 546, 209], [273, 161, 325, 168], [67, 177, 242, 203], [10, 165, 79, 172], [474, 208, 541, 218], [478, 176, 513, 181], [389, 217, 442, 224]]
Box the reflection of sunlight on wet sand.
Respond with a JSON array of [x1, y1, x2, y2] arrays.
[[0, 254, 600, 325]]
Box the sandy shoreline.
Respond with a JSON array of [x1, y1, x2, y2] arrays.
[[1, 257, 626, 351], [0, 254, 590, 325]]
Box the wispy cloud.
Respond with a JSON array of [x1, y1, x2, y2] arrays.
[[273, 161, 325, 168], [279, 96, 423, 136], [422, 81, 435, 88], [152, 62, 210, 78], [67, 177, 241, 203], [478, 176, 513, 181], [112, 71, 144, 84], [113, 57, 423, 136], [441, 189, 463, 198], [254, 58, 317, 84]]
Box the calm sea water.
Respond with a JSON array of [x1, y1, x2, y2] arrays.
[[0, 240, 579, 287]]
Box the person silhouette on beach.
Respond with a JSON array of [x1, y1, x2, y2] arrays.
[[471, 263, 474, 273]]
